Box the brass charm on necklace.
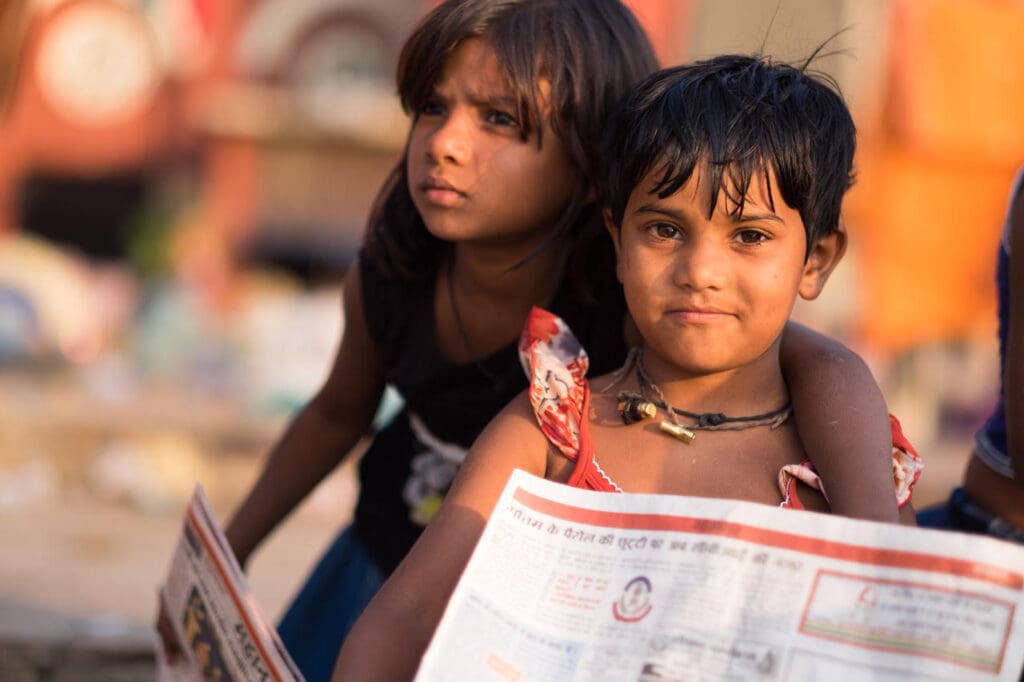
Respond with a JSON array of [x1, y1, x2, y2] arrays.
[[617, 392, 657, 425], [618, 388, 695, 443], [659, 420, 696, 444]]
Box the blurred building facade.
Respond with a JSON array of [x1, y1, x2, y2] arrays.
[[0, 0, 420, 288]]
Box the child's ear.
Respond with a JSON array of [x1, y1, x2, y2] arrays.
[[798, 224, 847, 301], [603, 208, 624, 282]]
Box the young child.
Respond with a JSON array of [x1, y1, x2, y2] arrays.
[[158, 3, 908, 679], [158, 3, 657, 678], [332, 54, 922, 680], [918, 166, 1024, 540]]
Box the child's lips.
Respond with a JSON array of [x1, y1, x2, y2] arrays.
[[421, 177, 467, 206], [669, 307, 733, 324]]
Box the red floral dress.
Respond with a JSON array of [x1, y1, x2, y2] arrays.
[[518, 307, 923, 509]]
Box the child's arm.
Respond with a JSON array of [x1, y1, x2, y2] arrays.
[[332, 393, 550, 681], [223, 261, 386, 567], [779, 322, 907, 524], [1005, 182, 1024, 473]]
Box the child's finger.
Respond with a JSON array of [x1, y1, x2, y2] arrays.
[[154, 591, 183, 663]]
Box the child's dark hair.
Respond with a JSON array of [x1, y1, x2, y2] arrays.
[[602, 54, 856, 254], [362, 0, 658, 286]]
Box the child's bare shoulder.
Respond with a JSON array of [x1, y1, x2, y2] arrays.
[[484, 390, 549, 444]]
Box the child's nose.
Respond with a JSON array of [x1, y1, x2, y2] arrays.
[[427, 111, 471, 165], [675, 237, 727, 290]]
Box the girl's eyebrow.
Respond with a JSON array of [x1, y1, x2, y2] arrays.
[[635, 204, 685, 219], [735, 211, 783, 224], [443, 74, 514, 106], [434, 81, 517, 111], [634, 204, 783, 224], [464, 87, 517, 109]]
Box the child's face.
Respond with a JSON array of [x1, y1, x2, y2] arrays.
[[406, 38, 576, 251], [608, 163, 843, 379]]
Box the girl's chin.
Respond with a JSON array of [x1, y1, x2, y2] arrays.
[[645, 345, 777, 381]]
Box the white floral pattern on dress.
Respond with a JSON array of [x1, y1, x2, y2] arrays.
[[402, 413, 468, 526]]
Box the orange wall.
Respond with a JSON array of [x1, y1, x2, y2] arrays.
[[849, 0, 1024, 354]]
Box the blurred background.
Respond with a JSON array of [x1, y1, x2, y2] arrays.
[[0, 0, 1020, 678]]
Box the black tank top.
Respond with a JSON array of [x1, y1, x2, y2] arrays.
[[353, 253, 627, 574]]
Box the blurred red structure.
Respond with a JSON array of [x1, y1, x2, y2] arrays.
[[168, 0, 421, 308], [0, 0, 177, 241]]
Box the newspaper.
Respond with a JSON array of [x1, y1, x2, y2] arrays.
[[417, 470, 1024, 682], [158, 485, 303, 682]]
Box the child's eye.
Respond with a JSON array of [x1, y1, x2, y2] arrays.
[[486, 109, 519, 128], [735, 229, 768, 245], [646, 223, 682, 240], [419, 98, 445, 117]]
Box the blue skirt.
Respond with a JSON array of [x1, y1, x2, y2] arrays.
[[277, 526, 385, 682], [917, 487, 1024, 543]]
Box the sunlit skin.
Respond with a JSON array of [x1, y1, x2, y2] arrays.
[[606, 163, 843, 413], [406, 37, 577, 257]]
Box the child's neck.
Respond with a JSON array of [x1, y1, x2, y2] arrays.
[[436, 240, 567, 365], [634, 343, 789, 416], [449, 239, 566, 307]]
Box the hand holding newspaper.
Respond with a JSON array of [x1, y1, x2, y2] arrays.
[[418, 470, 1024, 681], [158, 485, 303, 682]]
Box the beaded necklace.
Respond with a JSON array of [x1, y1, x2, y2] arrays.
[[615, 347, 791, 443]]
